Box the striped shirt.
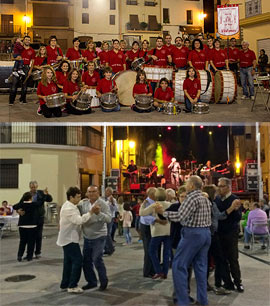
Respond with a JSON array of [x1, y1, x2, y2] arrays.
[[163, 189, 211, 227]]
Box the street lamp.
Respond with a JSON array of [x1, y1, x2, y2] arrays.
[[23, 15, 30, 35], [199, 13, 207, 20]]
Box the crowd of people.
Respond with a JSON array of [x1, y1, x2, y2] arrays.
[[6, 177, 270, 305], [7, 33, 269, 116]]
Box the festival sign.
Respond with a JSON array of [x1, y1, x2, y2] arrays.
[[217, 5, 240, 36]]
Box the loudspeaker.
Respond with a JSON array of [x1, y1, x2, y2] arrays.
[[111, 169, 120, 177], [246, 163, 258, 176], [113, 127, 127, 140], [246, 176, 258, 191], [105, 177, 118, 192]]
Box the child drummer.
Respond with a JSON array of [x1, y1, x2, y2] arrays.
[[96, 66, 120, 112], [183, 67, 201, 113], [153, 77, 174, 111]]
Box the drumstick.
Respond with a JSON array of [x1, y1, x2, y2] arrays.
[[72, 89, 83, 101]]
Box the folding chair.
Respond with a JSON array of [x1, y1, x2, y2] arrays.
[[251, 73, 270, 112], [251, 221, 270, 254]]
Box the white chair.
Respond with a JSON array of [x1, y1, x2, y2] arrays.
[[250, 221, 270, 253]]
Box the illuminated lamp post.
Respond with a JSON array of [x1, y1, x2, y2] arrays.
[[23, 15, 30, 35]]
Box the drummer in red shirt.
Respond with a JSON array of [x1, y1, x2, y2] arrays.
[[32, 45, 48, 84], [164, 34, 175, 56], [171, 37, 189, 70], [55, 60, 71, 90], [148, 37, 171, 67], [46, 35, 63, 66], [139, 40, 150, 61], [82, 61, 100, 87], [183, 67, 201, 113], [126, 41, 140, 70], [188, 39, 208, 71], [107, 39, 126, 74], [99, 41, 110, 77], [37, 66, 62, 118], [83, 39, 99, 66], [227, 38, 240, 77], [209, 39, 229, 72], [96, 66, 120, 112], [239, 41, 257, 100], [154, 77, 174, 110], [66, 37, 84, 61], [131, 69, 153, 113]]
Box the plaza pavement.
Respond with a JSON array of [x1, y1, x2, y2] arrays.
[[0, 225, 269, 306], [0, 88, 269, 123]]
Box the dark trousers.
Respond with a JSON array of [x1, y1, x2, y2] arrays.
[[41, 104, 62, 118], [149, 174, 158, 187], [61, 243, 82, 289], [9, 65, 30, 104], [111, 221, 117, 241], [104, 221, 115, 255], [219, 231, 242, 286], [140, 223, 155, 277], [66, 102, 92, 115], [35, 220, 44, 255], [18, 227, 37, 259]]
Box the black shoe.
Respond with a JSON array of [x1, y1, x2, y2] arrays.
[[183, 108, 192, 113], [23, 256, 28, 261], [223, 284, 235, 291], [99, 280, 108, 291], [17, 257, 22, 262], [236, 284, 244, 293], [261, 245, 266, 250], [82, 283, 97, 290], [189, 296, 196, 304], [207, 283, 214, 291], [35, 254, 41, 259], [244, 245, 250, 250]]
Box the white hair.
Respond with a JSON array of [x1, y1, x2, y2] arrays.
[[166, 188, 176, 199], [241, 40, 249, 46]]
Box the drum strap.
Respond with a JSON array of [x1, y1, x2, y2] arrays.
[[201, 70, 212, 96], [42, 57, 47, 65], [145, 48, 157, 65], [56, 48, 60, 56], [146, 82, 150, 93]]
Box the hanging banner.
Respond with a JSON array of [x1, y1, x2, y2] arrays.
[[217, 5, 240, 36]]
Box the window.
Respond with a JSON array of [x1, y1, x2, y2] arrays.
[[163, 8, 170, 23], [36, 126, 67, 145], [110, 0, 116, 10], [245, 0, 261, 18], [0, 159, 22, 189], [82, 13, 89, 24], [186, 10, 193, 25], [0, 0, 14, 3], [82, 0, 88, 8], [110, 15, 115, 25], [127, 0, 137, 4], [145, 1, 156, 6]]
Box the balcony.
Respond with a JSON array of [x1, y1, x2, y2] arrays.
[[145, 1, 157, 6], [0, 25, 21, 37], [126, 0, 137, 4], [30, 0, 69, 2]]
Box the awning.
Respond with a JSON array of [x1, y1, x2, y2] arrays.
[[129, 15, 140, 30], [179, 26, 202, 35], [148, 15, 159, 31]]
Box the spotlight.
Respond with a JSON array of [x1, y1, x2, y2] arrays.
[[209, 131, 212, 135], [158, 134, 162, 138], [218, 124, 222, 128], [200, 125, 204, 129], [167, 127, 172, 131]]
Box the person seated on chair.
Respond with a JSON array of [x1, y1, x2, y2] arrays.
[[96, 66, 120, 112], [0, 201, 13, 215], [153, 78, 174, 111], [244, 202, 268, 250], [183, 67, 201, 113]]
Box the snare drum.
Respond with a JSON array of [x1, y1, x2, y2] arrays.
[[112, 70, 137, 106], [71, 92, 92, 111], [31, 69, 42, 81], [69, 59, 83, 69], [143, 65, 173, 82], [131, 58, 145, 71], [86, 88, 100, 108], [214, 70, 237, 104], [135, 94, 153, 110], [46, 93, 66, 108], [163, 102, 179, 115], [193, 102, 209, 114], [100, 93, 119, 110]]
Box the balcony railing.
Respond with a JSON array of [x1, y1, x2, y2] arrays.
[[0, 25, 21, 36], [30, 0, 69, 2], [145, 1, 157, 6], [126, 0, 138, 4]]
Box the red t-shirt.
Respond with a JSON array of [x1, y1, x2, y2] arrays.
[[133, 203, 141, 216], [82, 70, 100, 86], [63, 80, 80, 95], [139, 49, 149, 61], [148, 47, 169, 67], [154, 87, 174, 101], [34, 56, 47, 66], [206, 47, 214, 60], [96, 78, 116, 94], [126, 50, 140, 62], [21, 47, 36, 65], [66, 48, 82, 60], [188, 49, 208, 70], [171, 46, 189, 68], [83, 50, 97, 61], [99, 50, 110, 66], [239, 49, 256, 68], [164, 44, 175, 56], [133, 82, 153, 96], [183, 78, 201, 99], [227, 47, 240, 63], [46, 46, 63, 65], [210, 49, 227, 68], [108, 50, 126, 73], [37, 81, 58, 105], [55, 71, 68, 87]]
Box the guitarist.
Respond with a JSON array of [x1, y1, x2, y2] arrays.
[[168, 157, 181, 188], [219, 160, 234, 179], [127, 160, 138, 184], [147, 160, 158, 187]]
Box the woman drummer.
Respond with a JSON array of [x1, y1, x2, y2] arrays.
[[63, 68, 90, 115], [126, 41, 140, 70], [83, 39, 99, 65], [37, 66, 62, 118], [66, 37, 84, 61], [131, 69, 153, 113], [31, 45, 48, 87], [188, 39, 208, 71], [153, 77, 174, 111], [99, 41, 110, 78], [209, 39, 229, 73], [139, 40, 150, 61], [82, 61, 100, 88], [56, 60, 71, 91]]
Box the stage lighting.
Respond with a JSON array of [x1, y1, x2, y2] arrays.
[[209, 131, 212, 135], [200, 125, 204, 129], [218, 124, 222, 128], [129, 141, 135, 149], [158, 134, 162, 138], [167, 127, 172, 131]]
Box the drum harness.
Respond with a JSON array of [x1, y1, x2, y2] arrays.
[[200, 69, 212, 97]]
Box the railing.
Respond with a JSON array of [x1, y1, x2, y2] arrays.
[[30, 0, 69, 2], [0, 25, 21, 36], [126, 0, 138, 4], [145, 1, 157, 6]]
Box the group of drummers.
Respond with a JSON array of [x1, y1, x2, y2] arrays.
[[8, 33, 257, 117], [125, 157, 234, 190]]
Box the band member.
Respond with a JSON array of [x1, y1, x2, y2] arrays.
[[37, 66, 62, 118], [9, 35, 35, 105], [66, 37, 84, 61], [107, 39, 126, 74], [184, 38, 191, 50], [220, 160, 234, 179], [153, 78, 174, 109], [164, 34, 175, 56], [197, 33, 208, 51], [33, 45, 48, 68], [183, 67, 201, 113], [209, 39, 229, 72], [99, 42, 110, 68], [168, 158, 181, 188], [204, 160, 213, 184], [82, 61, 100, 87], [127, 160, 138, 184], [120, 39, 127, 54], [131, 69, 153, 113], [206, 36, 214, 62], [188, 39, 208, 71], [148, 37, 171, 67], [147, 160, 158, 187], [46, 35, 63, 66], [56, 60, 71, 90], [126, 41, 140, 69], [139, 40, 150, 61], [171, 37, 189, 70], [227, 38, 240, 76], [83, 39, 99, 64]]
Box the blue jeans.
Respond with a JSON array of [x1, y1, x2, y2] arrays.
[[101, 104, 120, 112], [123, 227, 132, 244], [173, 227, 211, 306], [185, 97, 201, 111], [240, 67, 254, 97], [149, 235, 171, 276], [61, 243, 82, 289], [244, 226, 266, 244], [83, 236, 108, 286]]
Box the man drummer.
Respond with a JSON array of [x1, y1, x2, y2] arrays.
[[127, 160, 138, 184], [171, 37, 189, 71], [227, 38, 240, 77], [168, 158, 181, 188], [107, 39, 126, 74], [148, 160, 158, 187], [164, 34, 175, 56], [9, 35, 35, 105], [46, 35, 63, 66], [66, 37, 84, 61], [126, 41, 140, 70]]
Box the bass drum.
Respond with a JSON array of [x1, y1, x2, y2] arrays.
[[173, 70, 215, 103], [143, 65, 173, 82], [214, 70, 237, 104], [112, 70, 137, 106]]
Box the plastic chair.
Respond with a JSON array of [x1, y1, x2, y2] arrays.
[[251, 221, 270, 253], [251, 73, 270, 112]]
